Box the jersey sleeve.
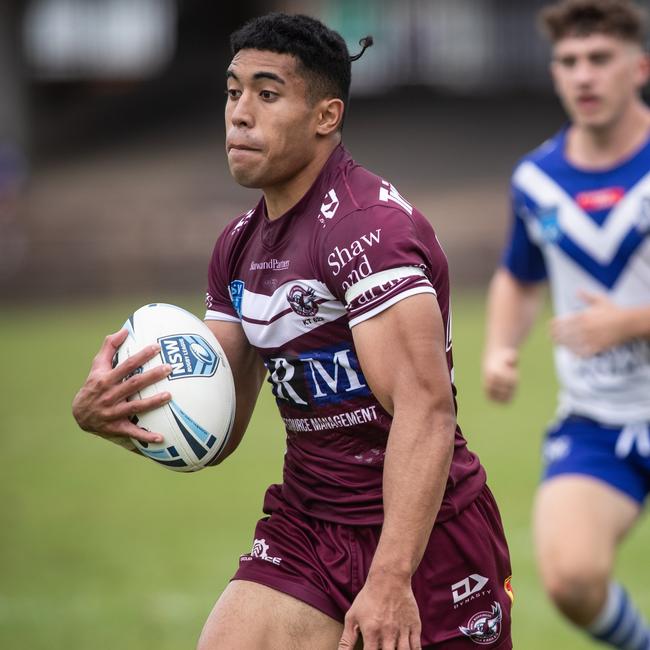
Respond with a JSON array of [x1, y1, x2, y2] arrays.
[[320, 206, 437, 327], [204, 228, 240, 323], [501, 183, 547, 282]]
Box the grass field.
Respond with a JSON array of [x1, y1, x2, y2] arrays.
[[1, 292, 648, 649]]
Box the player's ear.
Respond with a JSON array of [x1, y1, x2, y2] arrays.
[[316, 98, 344, 136], [634, 51, 650, 88]]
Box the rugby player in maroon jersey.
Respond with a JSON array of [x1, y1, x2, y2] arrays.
[[72, 13, 513, 650]]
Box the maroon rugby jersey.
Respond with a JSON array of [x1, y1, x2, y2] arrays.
[[205, 145, 486, 525]]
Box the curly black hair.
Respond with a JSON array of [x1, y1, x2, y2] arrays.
[[230, 13, 352, 107]]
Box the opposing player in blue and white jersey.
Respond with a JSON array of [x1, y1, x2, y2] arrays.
[[483, 1, 650, 647]]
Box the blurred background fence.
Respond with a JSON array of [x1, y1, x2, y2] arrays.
[[5, 0, 641, 302]]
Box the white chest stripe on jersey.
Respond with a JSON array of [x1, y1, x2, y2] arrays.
[[205, 279, 344, 347], [242, 299, 345, 349], [514, 162, 650, 265], [240, 279, 344, 350], [242, 278, 336, 322]]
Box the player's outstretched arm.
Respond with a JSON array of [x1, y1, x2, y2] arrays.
[[551, 290, 650, 357], [204, 320, 266, 463], [482, 267, 545, 403], [339, 293, 455, 650], [72, 328, 172, 444]]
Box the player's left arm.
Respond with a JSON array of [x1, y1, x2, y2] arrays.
[[338, 292, 455, 650], [551, 290, 650, 357]]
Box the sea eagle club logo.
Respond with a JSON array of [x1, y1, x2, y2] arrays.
[[287, 284, 319, 317], [459, 601, 503, 645]]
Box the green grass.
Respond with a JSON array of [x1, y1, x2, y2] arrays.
[[0, 293, 648, 649]]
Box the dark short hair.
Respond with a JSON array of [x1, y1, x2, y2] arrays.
[[230, 13, 351, 108], [539, 0, 648, 45]]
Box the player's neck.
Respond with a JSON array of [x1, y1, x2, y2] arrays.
[[566, 100, 650, 170], [263, 139, 340, 221]]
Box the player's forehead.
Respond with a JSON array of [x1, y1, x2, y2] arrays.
[[553, 32, 634, 58], [227, 49, 302, 85]]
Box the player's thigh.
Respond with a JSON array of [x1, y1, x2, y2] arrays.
[[197, 579, 344, 650], [533, 475, 640, 581]]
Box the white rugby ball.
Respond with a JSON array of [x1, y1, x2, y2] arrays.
[[114, 303, 236, 472]]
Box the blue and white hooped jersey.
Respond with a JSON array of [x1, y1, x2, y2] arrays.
[[503, 128, 650, 425]]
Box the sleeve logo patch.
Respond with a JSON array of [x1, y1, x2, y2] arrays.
[[228, 280, 245, 318]]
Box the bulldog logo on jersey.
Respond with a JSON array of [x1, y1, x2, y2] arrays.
[[159, 334, 219, 380], [287, 285, 319, 317], [459, 601, 502, 645]]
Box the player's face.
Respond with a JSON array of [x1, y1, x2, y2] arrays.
[[225, 49, 324, 190], [550, 33, 649, 130]]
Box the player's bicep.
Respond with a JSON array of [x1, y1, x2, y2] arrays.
[[205, 320, 265, 395], [351, 293, 454, 417]]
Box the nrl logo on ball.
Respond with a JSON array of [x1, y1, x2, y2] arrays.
[[159, 334, 220, 379]]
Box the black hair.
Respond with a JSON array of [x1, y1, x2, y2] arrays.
[[230, 13, 355, 107], [539, 0, 647, 45]]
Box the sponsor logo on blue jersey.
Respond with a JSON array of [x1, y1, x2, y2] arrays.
[[538, 206, 560, 243], [159, 334, 219, 380], [229, 280, 245, 318], [266, 344, 370, 408]]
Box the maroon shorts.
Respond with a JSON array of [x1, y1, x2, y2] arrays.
[[233, 484, 513, 648]]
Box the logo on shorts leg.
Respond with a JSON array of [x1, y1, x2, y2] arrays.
[[451, 574, 489, 605], [459, 601, 502, 645], [250, 538, 282, 566], [543, 435, 571, 464]]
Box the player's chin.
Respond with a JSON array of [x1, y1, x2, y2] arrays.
[[230, 169, 261, 189], [571, 107, 612, 130], [228, 164, 264, 189]]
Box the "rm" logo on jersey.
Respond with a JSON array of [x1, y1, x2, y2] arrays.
[[267, 346, 369, 406]]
